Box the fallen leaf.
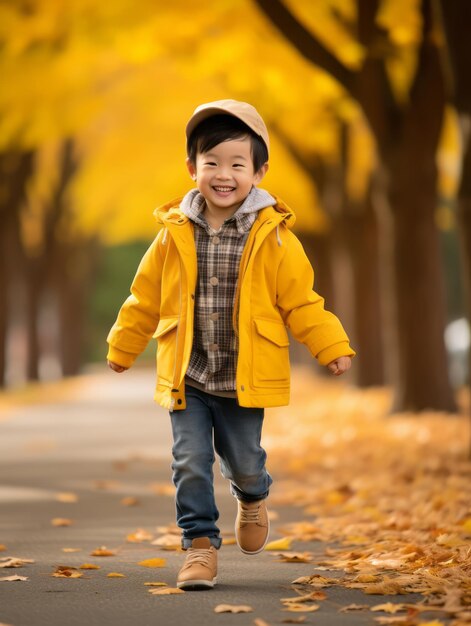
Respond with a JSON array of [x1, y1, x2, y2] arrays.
[[55, 492, 78, 503], [149, 482, 175, 496], [282, 604, 320, 612], [144, 582, 168, 587], [222, 536, 237, 545], [90, 547, 116, 557], [138, 558, 166, 568], [51, 566, 83, 578], [281, 618, 306, 624], [281, 591, 325, 603], [51, 518, 73, 527], [0, 545, 6, 552], [371, 603, 407, 614], [0, 575, 29, 581], [120, 497, 139, 506], [126, 528, 154, 543], [339, 604, 369, 612], [292, 574, 338, 587], [274, 552, 313, 563], [148, 587, 184, 595], [373, 618, 417, 625], [93, 480, 119, 490], [214, 604, 254, 614], [79, 564, 100, 570], [0, 557, 35, 568], [254, 619, 271, 626], [265, 537, 293, 551], [151, 534, 181, 549], [107, 572, 125, 578], [62, 548, 82, 553]]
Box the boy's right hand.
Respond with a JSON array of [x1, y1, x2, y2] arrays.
[[107, 360, 128, 373]]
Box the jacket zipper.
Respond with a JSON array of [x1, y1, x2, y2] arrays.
[[171, 252, 183, 393]]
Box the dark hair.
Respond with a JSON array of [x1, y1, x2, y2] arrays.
[[187, 114, 268, 172]]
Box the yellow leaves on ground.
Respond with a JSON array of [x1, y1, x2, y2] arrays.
[[89, 547, 116, 557], [144, 582, 168, 587], [0, 575, 29, 582], [273, 552, 313, 563], [214, 604, 254, 614], [371, 603, 407, 614], [62, 548, 81, 553], [151, 534, 181, 550], [148, 587, 184, 596], [265, 537, 293, 551], [54, 492, 78, 503], [138, 558, 166, 568], [51, 518, 73, 527], [51, 566, 83, 578], [0, 557, 35, 568], [264, 367, 471, 621], [120, 497, 139, 507], [126, 528, 154, 543], [149, 482, 175, 497], [0, 546, 6, 552], [107, 573, 125, 578], [79, 564, 100, 570]]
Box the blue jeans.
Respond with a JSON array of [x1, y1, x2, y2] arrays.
[[169, 385, 273, 550]]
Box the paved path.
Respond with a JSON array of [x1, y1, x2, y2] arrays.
[[0, 368, 413, 626]]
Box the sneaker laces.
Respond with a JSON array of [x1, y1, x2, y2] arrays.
[[185, 548, 213, 568], [240, 503, 262, 524]]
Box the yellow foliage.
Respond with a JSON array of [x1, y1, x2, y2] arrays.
[[0, 0, 444, 245]]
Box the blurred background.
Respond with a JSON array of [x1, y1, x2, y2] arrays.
[[0, 0, 469, 414]]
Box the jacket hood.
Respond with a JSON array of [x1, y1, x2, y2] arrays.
[[153, 188, 296, 229]]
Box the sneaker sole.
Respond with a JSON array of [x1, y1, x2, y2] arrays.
[[177, 577, 217, 590], [236, 519, 270, 555]]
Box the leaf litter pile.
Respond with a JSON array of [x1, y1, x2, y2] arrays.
[[262, 368, 471, 625]]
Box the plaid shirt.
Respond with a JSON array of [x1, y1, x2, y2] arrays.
[[180, 188, 274, 393]]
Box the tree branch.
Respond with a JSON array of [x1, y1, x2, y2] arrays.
[[253, 0, 356, 96]]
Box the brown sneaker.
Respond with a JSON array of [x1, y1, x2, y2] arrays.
[[235, 499, 270, 555], [176, 537, 217, 590]]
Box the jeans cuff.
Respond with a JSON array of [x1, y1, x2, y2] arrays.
[[181, 535, 222, 550], [230, 483, 270, 502]]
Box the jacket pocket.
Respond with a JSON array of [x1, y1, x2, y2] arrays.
[[252, 318, 290, 387], [153, 316, 179, 386]]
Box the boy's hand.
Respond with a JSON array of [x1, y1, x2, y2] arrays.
[[327, 356, 352, 376], [107, 360, 128, 373]]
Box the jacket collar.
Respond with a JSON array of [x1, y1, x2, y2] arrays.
[[153, 190, 296, 230]]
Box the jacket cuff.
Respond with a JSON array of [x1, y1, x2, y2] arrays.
[[316, 342, 356, 367], [106, 345, 139, 369]]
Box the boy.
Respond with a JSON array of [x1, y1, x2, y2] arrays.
[[107, 99, 355, 590]]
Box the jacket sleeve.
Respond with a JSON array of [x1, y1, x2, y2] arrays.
[[276, 231, 355, 365], [106, 231, 164, 368]]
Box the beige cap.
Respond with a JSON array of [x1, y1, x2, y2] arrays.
[[186, 99, 269, 153]]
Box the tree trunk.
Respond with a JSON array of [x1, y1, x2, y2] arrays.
[[456, 117, 471, 384], [346, 193, 385, 386], [25, 263, 43, 381], [300, 231, 336, 315], [388, 153, 456, 411], [0, 150, 35, 387]]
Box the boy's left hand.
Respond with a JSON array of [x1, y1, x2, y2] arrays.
[[327, 356, 352, 376]]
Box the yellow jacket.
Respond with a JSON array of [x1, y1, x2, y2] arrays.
[[107, 195, 355, 410]]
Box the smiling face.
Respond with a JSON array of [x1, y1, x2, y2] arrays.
[[186, 137, 268, 217]]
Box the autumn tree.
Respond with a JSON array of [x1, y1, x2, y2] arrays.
[[254, 0, 456, 411], [440, 0, 471, 383]]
